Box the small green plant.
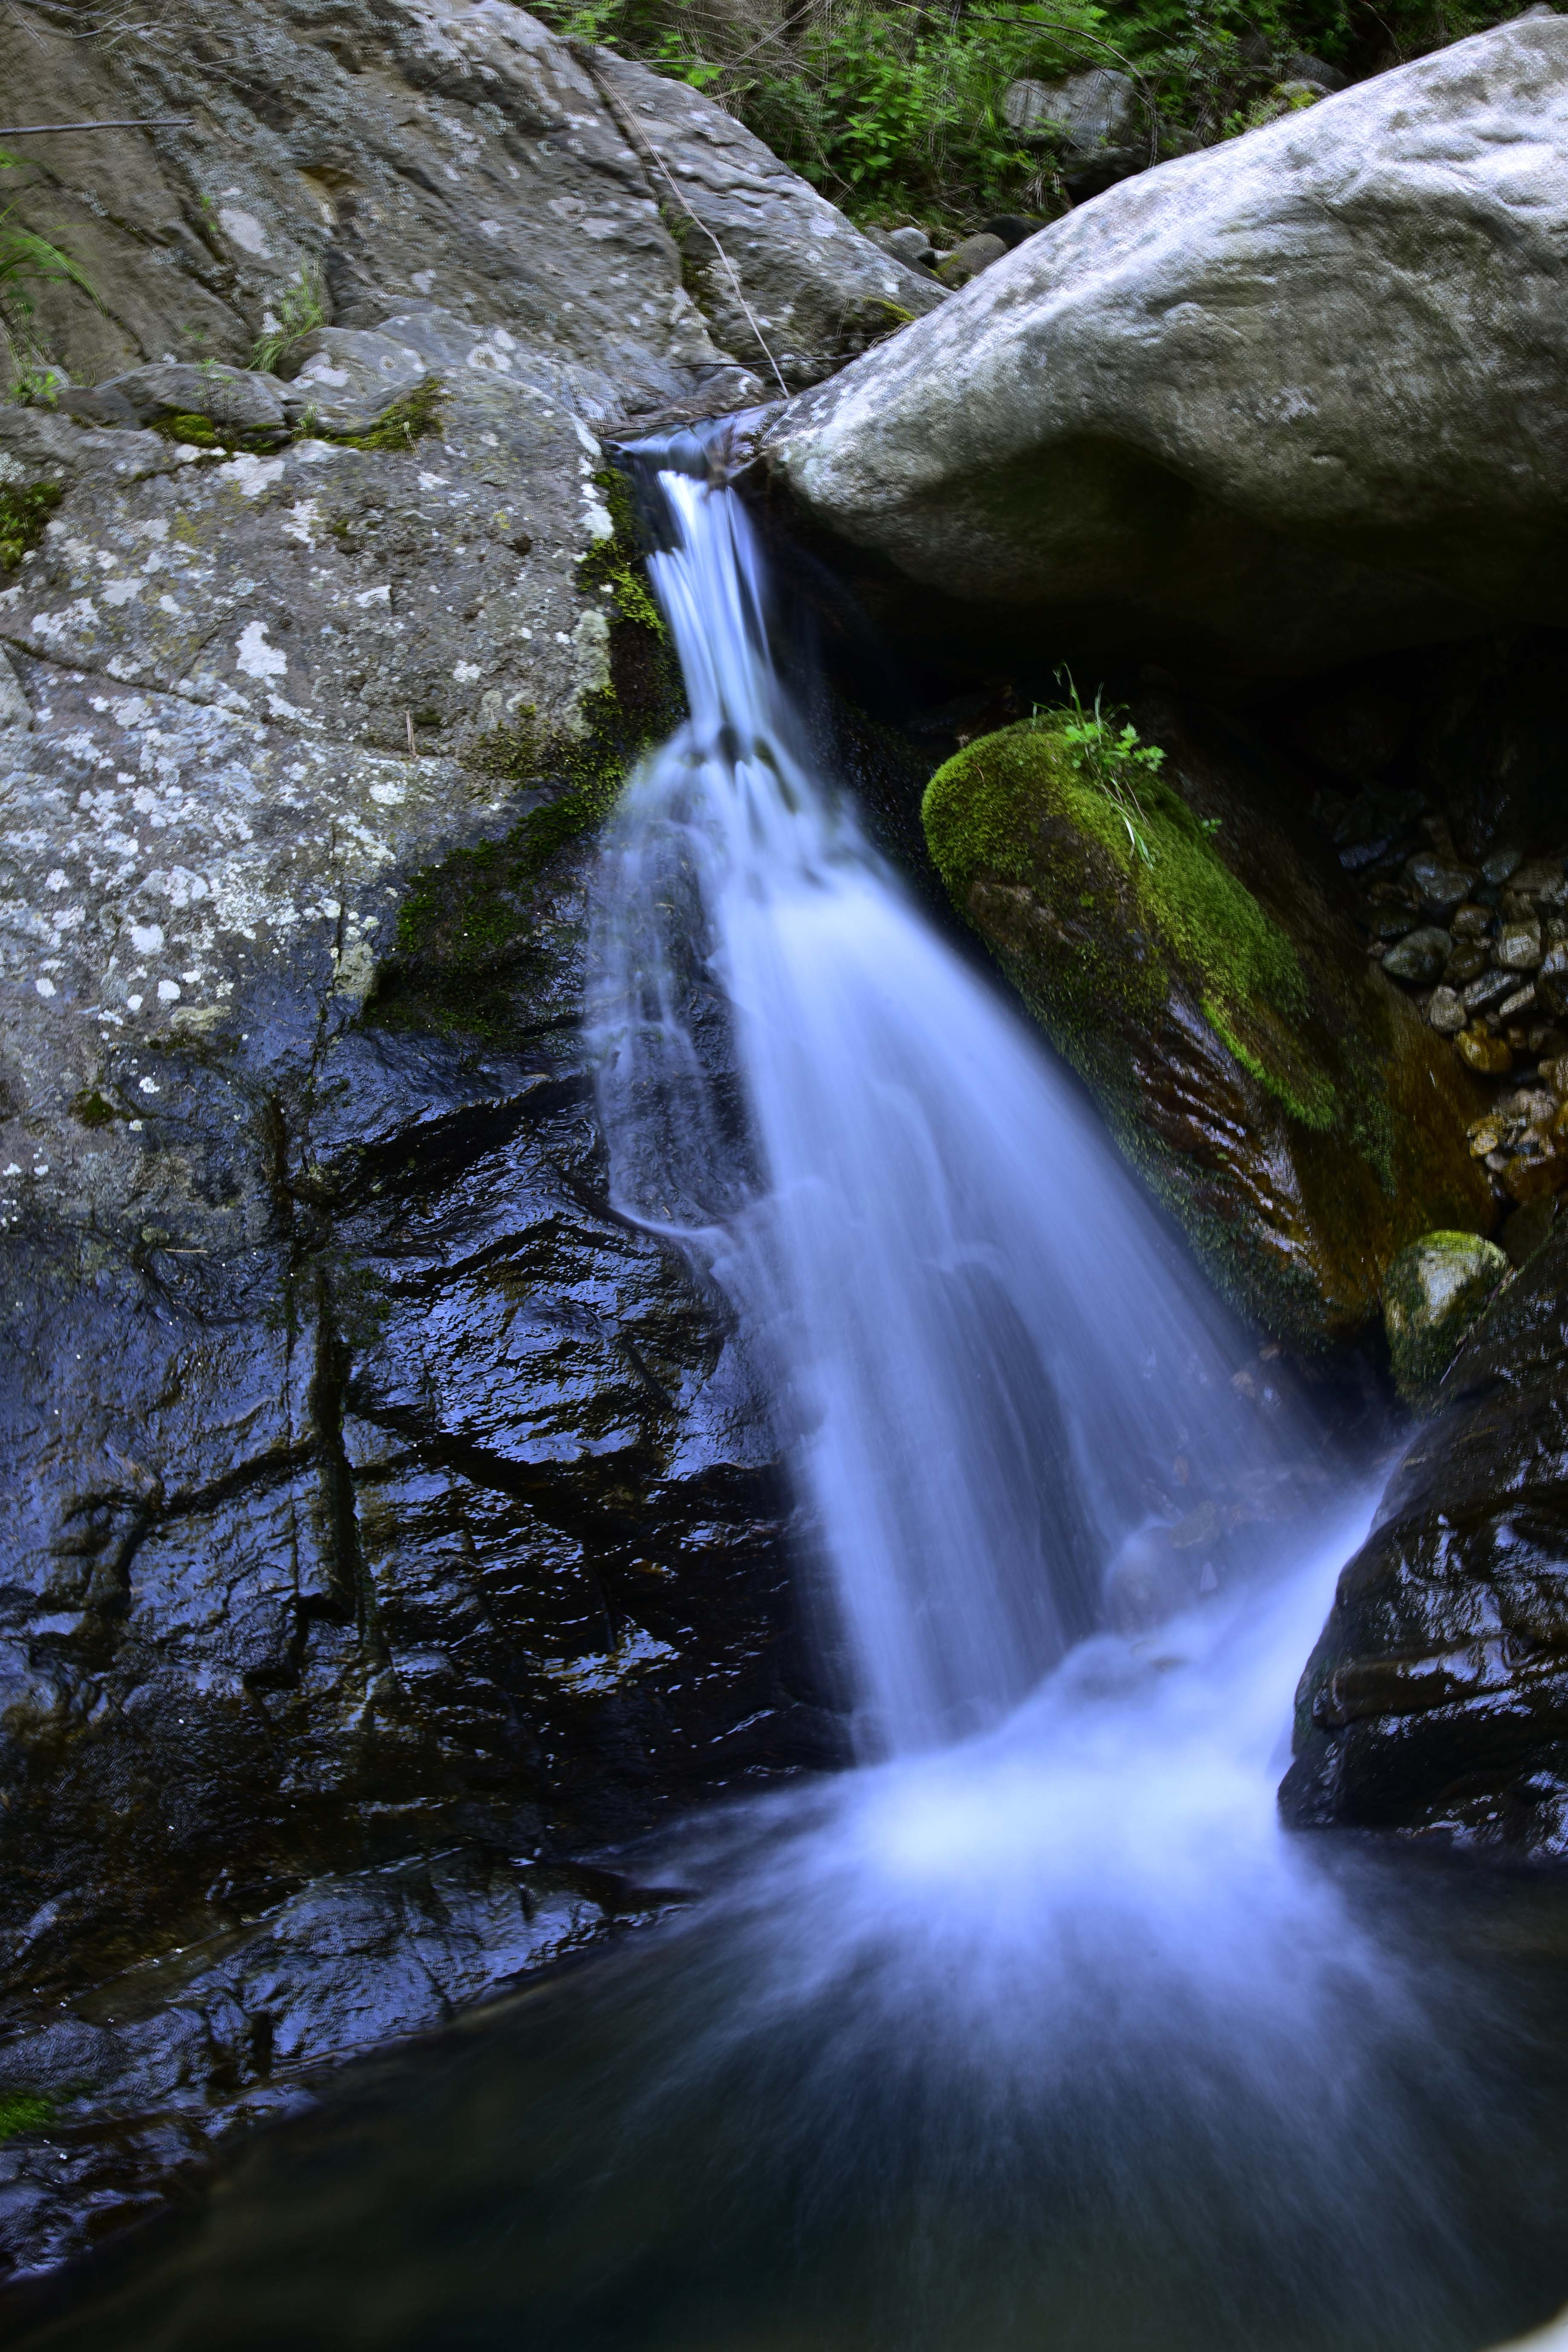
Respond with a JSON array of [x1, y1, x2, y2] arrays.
[[0, 478, 64, 571], [1049, 672, 1168, 865], [250, 263, 327, 375], [326, 376, 446, 452], [0, 147, 97, 396], [0, 2094, 53, 2143]]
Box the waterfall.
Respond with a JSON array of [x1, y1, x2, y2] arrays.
[[587, 424, 1310, 1757]]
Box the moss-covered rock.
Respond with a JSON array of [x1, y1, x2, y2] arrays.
[[922, 700, 1496, 1345], [1383, 1231, 1510, 1402]]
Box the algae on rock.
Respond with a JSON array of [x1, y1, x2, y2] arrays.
[[1383, 1230, 1510, 1402], [922, 704, 1496, 1345]]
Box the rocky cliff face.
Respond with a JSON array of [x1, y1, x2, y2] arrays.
[[0, 0, 924, 2280]]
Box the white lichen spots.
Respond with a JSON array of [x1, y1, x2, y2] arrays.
[[581, 493, 614, 542], [158, 595, 182, 616], [221, 454, 286, 500], [218, 208, 272, 258], [138, 1075, 160, 1094], [127, 994, 143, 1011], [369, 781, 406, 806], [31, 600, 99, 645], [354, 585, 392, 609], [235, 622, 288, 681], [418, 472, 450, 489], [453, 660, 481, 681], [281, 500, 320, 547], [34, 975, 56, 998], [157, 978, 181, 1002], [102, 579, 144, 608], [44, 869, 68, 893]]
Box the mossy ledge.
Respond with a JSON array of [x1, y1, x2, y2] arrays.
[[924, 714, 1335, 1129], [0, 478, 63, 572], [921, 709, 1495, 1344]]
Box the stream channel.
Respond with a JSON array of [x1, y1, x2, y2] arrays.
[[20, 426, 1568, 2352]]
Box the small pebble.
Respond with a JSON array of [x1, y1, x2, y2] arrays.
[[1405, 850, 1478, 914], [1495, 920, 1544, 972], [1458, 1025, 1513, 1075], [1452, 904, 1496, 939], [1382, 925, 1450, 982], [1426, 985, 1467, 1035]]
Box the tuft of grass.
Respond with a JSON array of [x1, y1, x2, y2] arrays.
[[250, 264, 328, 376], [0, 478, 63, 571]]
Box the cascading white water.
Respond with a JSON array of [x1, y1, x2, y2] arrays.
[[588, 425, 1313, 1757]]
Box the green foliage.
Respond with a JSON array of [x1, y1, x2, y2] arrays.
[[250, 264, 328, 375], [1050, 671, 1171, 865], [0, 146, 97, 394], [0, 478, 63, 571], [541, 0, 1527, 230], [0, 2094, 54, 2142]]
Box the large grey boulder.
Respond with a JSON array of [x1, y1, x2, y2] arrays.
[[768, 17, 1568, 679], [0, 0, 928, 418]]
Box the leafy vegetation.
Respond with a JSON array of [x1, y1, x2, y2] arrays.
[[0, 147, 97, 394], [250, 263, 328, 375], [538, 0, 1517, 230]]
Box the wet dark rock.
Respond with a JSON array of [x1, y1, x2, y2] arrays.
[[1427, 986, 1468, 1036], [1497, 920, 1545, 972], [0, 1845, 663, 2283], [1283, 1219, 1568, 1857], [920, 695, 1493, 1346], [1406, 852, 1478, 917], [1382, 927, 1450, 983]]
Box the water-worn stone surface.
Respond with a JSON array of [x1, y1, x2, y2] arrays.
[[767, 17, 1568, 680], [922, 697, 1494, 1345], [1282, 1220, 1568, 1856], [0, 0, 898, 2282], [0, 1847, 664, 2283]]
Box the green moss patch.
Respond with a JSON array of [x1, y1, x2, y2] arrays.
[[0, 478, 63, 571], [0, 2094, 53, 2142], [323, 377, 446, 454], [924, 714, 1335, 1129]]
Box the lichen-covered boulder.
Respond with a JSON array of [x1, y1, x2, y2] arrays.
[[1282, 1218, 1568, 1857], [922, 701, 1494, 1344], [768, 16, 1568, 677], [0, 0, 932, 418], [1383, 1230, 1510, 1401]]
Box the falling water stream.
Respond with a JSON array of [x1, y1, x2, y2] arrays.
[[27, 428, 1568, 2352]]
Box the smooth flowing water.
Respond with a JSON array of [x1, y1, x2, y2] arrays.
[[22, 429, 1568, 2352], [587, 427, 1306, 1755]]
